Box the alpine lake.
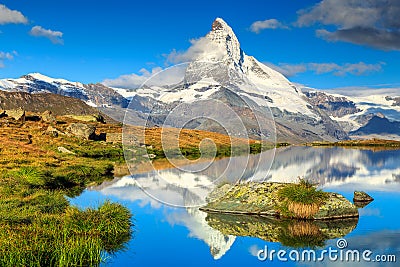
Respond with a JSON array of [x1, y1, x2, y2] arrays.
[[71, 146, 400, 266]]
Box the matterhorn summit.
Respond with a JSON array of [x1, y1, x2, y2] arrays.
[[1, 18, 367, 142], [124, 17, 349, 142], [184, 18, 318, 119], [205, 18, 243, 66]]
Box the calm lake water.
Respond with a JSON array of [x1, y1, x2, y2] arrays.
[[70, 146, 400, 266]]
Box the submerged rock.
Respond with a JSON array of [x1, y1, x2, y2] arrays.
[[200, 182, 358, 220]]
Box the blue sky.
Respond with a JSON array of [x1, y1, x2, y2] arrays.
[[0, 0, 399, 90]]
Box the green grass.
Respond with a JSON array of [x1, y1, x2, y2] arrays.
[[277, 178, 328, 219], [278, 179, 327, 205], [0, 198, 132, 267], [0, 160, 132, 266], [0, 116, 137, 265], [14, 167, 46, 187], [146, 142, 270, 160]]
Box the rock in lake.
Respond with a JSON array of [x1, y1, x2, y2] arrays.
[[353, 191, 374, 208], [353, 191, 374, 202], [66, 123, 96, 140], [200, 182, 359, 220]]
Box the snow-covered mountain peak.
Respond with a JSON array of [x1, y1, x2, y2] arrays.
[[24, 72, 85, 88], [0, 72, 129, 108], [206, 18, 243, 66]]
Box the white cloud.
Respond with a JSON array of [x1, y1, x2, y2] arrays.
[[103, 67, 163, 89], [250, 19, 289, 33], [0, 51, 17, 68], [264, 62, 307, 77], [266, 62, 384, 77], [29, 26, 64, 45], [296, 0, 400, 50], [105, 36, 227, 89], [0, 51, 14, 60], [0, 4, 28, 25], [249, 245, 263, 257], [296, 0, 381, 28], [328, 87, 400, 97], [103, 65, 186, 89], [165, 37, 225, 64]]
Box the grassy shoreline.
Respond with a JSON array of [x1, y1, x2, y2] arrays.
[[304, 139, 400, 149], [0, 114, 133, 266], [3, 110, 397, 265], [0, 112, 269, 265]]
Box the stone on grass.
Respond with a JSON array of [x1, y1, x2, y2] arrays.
[[41, 110, 56, 124], [5, 107, 25, 122], [58, 146, 75, 154], [66, 123, 96, 140]]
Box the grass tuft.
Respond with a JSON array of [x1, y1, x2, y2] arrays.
[[14, 167, 46, 187], [278, 178, 328, 219]]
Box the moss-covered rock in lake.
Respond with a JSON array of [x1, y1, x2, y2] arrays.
[[200, 182, 358, 220], [314, 193, 358, 219]]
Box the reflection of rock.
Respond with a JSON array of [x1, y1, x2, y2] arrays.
[[353, 191, 374, 208], [205, 213, 358, 248], [353, 200, 373, 208], [201, 182, 359, 220]]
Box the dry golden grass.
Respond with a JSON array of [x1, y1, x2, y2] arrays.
[[123, 125, 259, 150], [287, 202, 320, 219], [0, 113, 261, 176], [308, 139, 400, 151]]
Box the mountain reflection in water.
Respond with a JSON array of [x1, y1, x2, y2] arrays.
[[78, 147, 400, 263]]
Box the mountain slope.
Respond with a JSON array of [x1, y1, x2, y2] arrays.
[[304, 88, 400, 139], [0, 91, 105, 117], [119, 18, 348, 143], [350, 115, 400, 136], [0, 73, 128, 108], [1, 18, 398, 142]]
